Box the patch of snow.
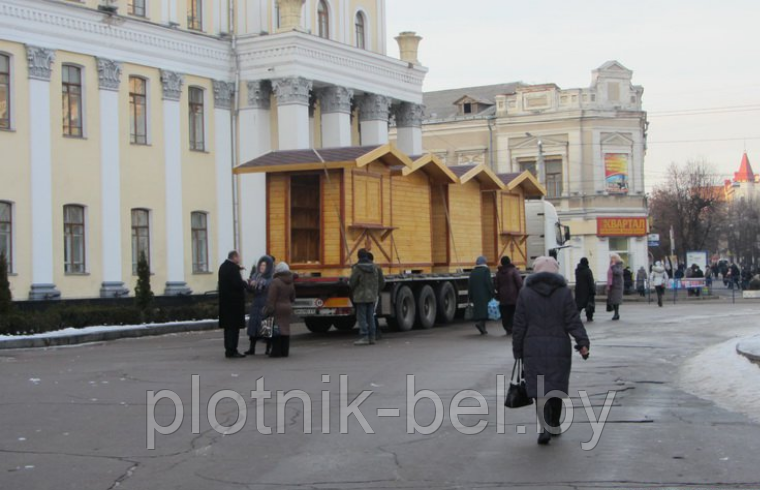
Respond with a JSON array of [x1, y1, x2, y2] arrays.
[[680, 335, 760, 423], [29, 378, 40, 385], [18, 437, 26, 441], [0, 319, 214, 342], [24, 465, 34, 470]]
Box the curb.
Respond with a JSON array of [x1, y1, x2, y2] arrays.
[[737, 337, 760, 364], [0, 320, 218, 350]]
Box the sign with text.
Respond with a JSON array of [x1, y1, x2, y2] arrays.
[[597, 217, 648, 237], [605, 153, 629, 194]]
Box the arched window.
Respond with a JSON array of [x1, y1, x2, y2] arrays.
[[63, 205, 86, 274], [317, 0, 329, 39], [191, 212, 209, 273], [0, 201, 11, 272], [129, 76, 147, 145], [355, 12, 366, 49], [0, 54, 10, 129], [62, 65, 83, 137], [131, 209, 150, 274]]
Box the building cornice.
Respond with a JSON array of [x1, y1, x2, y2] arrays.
[[1, 0, 232, 79]]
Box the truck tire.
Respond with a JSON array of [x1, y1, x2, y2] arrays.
[[391, 286, 416, 332], [333, 316, 357, 331], [416, 285, 437, 329], [304, 317, 332, 333], [435, 282, 457, 324]]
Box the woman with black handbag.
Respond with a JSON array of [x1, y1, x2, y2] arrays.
[[513, 256, 590, 445], [264, 262, 296, 358]]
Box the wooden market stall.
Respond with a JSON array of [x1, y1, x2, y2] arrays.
[[234, 144, 417, 277], [493, 171, 546, 269]]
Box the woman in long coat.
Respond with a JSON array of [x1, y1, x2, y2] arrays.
[[468, 256, 494, 335], [244, 255, 274, 356], [574, 258, 596, 322], [606, 254, 624, 321], [264, 262, 296, 358], [513, 256, 590, 445]]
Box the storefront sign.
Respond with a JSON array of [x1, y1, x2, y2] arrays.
[[605, 153, 629, 194], [597, 217, 647, 237]]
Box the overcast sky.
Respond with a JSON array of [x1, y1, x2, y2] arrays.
[[386, 0, 759, 190]]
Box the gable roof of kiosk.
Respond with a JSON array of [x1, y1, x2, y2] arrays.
[[448, 164, 505, 190], [234, 144, 414, 174], [394, 154, 459, 184], [497, 171, 547, 198]]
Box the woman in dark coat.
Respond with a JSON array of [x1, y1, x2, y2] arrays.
[[606, 254, 624, 321], [244, 255, 274, 356], [513, 256, 590, 445], [264, 262, 296, 358], [468, 256, 494, 335], [494, 256, 523, 335], [574, 258, 596, 322]]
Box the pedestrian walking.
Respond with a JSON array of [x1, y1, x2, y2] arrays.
[[688, 264, 704, 297], [650, 261, 669, 307], [264, 262, 296, 358], [574, 258, 596, 322], [244, 255, 274, 356], [623, 267, 634, 295], [218, 251, 249, 359], [512, 256, 590, 445], [349, 249, 385, 346], [636, 266, 647, 297], [468, 256, 494, 335], [494, 256, 523, 335], [606, 254, 624, 321]]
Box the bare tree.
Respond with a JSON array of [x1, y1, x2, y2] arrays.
[[649, 161, 725, 261], [726, 196, 760, 267]]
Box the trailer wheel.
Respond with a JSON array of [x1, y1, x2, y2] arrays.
[[435, 282, 457, 324], [416, 285, 437, 329], [392, 286, 416, 332], [333, 316, 357, 331], [304, 317, 332, 333]]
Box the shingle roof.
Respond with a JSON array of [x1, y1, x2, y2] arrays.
[[448, 164, 476, 178], [239, 145, 383, 169], [423, 82, 523, 121], [497, 173, 523, 186]]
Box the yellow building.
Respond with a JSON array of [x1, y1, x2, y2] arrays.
[[0, 0, 426, 299]]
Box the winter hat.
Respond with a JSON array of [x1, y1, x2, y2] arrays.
[[500, 256, 511, 267], [533, 256, 560, 274], [580, 257, 589, 266], [655, 261, 662, 267], [476, 256, 488, 266], [358, 248, 370, 261], [275, 262, 290, 274]]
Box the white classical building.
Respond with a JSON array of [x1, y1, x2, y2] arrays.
[[0, 0, 426, 299]]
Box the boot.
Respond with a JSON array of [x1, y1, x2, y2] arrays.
[[281, 336, 290, 358], [551, 398, 563, 437], [612, 305, 620, 321], [269, 337, 282, 358], [354, 337, 370, 346], [537, 401, 552, 445], [476, 321, 488, 335], [244, 337, 256, 356]]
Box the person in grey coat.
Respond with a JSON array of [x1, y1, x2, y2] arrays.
[[606, 254, 625, 321], [513, 256, 590, 445]]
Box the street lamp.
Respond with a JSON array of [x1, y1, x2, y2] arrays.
[[525, 132, 545, 186]]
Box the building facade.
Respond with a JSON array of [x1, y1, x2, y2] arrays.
[[403, 61, 649, 280], [0, 0, 426, 300]]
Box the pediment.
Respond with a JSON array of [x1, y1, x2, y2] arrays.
[[512, 135, 568, 150], [601, 132, 634, 147]]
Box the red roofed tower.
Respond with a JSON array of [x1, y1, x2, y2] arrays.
[[734, 152, 755, 183]]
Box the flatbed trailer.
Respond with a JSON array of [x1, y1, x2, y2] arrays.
[[293, 273, 472, 333]]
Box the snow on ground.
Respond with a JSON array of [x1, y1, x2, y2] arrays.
[[680, 335, 760, 424], [0, 319, 214, 342]]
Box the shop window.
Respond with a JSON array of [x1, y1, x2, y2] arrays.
[[290, 175, 321, 264], [609, 237, 629, 267]]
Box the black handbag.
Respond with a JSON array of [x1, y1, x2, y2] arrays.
[[505, 359, 533, 408], [587, 298, 596, 315], [606, 301, 613, 312]]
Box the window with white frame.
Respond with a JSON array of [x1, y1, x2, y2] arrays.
[[128, 0, 146, 16], [63, 205, 86, 274], [189, 87, 205, 151], [62, 65, 83, 137], [191, 212, 209, 273], [131, 209, 150, 274], [0, 201, 11, 272], [545, 158, 563, 198], [129, 76, 148, 145], [188, 0, 203, 31], [0, 54, 10, 130], [355, 12, 366, 49], [317, 0, 329, 39]]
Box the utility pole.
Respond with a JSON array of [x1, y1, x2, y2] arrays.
[[537, 139, 545, 187], [669, 225, 676, 257]]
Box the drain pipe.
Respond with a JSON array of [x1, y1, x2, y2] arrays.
[[230, 0, 241, 251]]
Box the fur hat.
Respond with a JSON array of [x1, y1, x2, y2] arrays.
[[476, 256, 488, 266], [533, 256, 560, 274], [275, 262, 290, 274]]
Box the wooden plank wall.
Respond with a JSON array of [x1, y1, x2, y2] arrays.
[[430, 185, 450, 267], [390, 171, 433, 273], [267, 174, 288, 265], [322, 170, 344, 269], [446, 180, 484, 269], [481, 191, 498, 265], [497, 188, 528, 269]]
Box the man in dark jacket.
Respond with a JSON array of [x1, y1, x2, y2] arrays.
[[468, 256, 494, 335], [494, 256, 523, 335], [218, 251, 250, 359], [513, 256, 590, 445], [349, 249, 385, 345], [574, 258, 596, 322]]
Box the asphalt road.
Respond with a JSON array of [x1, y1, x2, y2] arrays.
[[1, 301, 760, 490]]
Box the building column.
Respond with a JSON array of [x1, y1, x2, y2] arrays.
[[96, 58, 129, 298], [272, 77, 313, 150], [319, 86, 354, 148], [26, 46, 60, 300], [238, 80, 272, 267], [213, 80, 235, 267], [160, 70, 192, 296], [394, 102, 424, 156], [358, 94, 391, 146]]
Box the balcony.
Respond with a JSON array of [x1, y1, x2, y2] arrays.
[[236, 31, 427, 104]]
